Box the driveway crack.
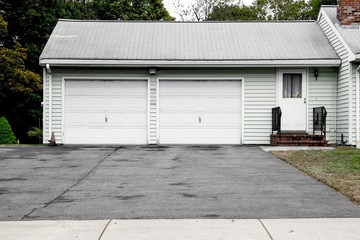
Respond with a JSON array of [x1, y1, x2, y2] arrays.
[[98, 219, 112, 240], [21, 148, 119, 220], [258, 219, 274, 240]]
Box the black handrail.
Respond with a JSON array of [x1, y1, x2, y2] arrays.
[[313, 106, 327, 137], [272, 107, 282, 135]]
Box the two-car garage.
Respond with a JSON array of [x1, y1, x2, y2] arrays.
[[64, 79, 242, 145]]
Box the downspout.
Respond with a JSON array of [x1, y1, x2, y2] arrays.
[[349, 64, 353, 145], [334, 68, 338, 144], [356, 65, 360, 148], [42, 68, 46, 144], [45, 64, 52, 142]]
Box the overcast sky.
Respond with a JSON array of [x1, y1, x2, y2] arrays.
[[163, 0, 254, 20]]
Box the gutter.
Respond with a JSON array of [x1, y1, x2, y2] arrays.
[[45, 64, 52, 142], [356, 65, 360, 148], [38, 59, 342, 68]]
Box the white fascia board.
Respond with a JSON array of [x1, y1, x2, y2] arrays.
[[319, 8, 357, 62], [39, 59, 341, 67]]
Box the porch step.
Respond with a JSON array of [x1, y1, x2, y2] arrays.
[[270, 133, 328, 146]]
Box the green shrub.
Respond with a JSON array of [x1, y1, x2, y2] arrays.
[[27, 127, 42, 143], [0, 116, 17, 144]]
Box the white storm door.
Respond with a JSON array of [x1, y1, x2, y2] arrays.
[[279, 71, 307, 131], [64, 80, 147, 144], [159, 80, 241, 144]]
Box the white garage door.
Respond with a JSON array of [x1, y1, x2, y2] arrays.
[[64, 80, 147, 144], [159, 80, 242, 144]]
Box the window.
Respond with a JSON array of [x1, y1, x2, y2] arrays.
[[283, 74, 302, 98]]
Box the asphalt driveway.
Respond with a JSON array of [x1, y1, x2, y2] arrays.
[[0, 145, 359, 220]]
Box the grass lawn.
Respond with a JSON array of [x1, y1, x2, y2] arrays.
[[271, 147, 360, 205]]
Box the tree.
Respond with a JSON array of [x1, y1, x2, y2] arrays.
[[308, 0, 337, 20], [0, 14, 42, 143], [208, 4, 259, 20], [175, 0, 240, 21], [253, 0, 311, 20], [0, 116, 17, 144], [91, 0, 174, 20], [0, 0, 173, 143]]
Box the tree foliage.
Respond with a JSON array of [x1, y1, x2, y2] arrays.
[[179, 0, 337, 21], [0, 0, 172, 143], [175, 0, 240, 21], [253, 0, 310, 20], [308, 0, 337, 20], [0, 116, 17, 144], [208, 4, 259, 20]]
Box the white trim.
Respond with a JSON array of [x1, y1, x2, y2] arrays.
[[306, 68, 309, 133], [241, 78, 245, 144], [42, 68, 46, 143], [156, 77, 160, 144], [61, 77, 65, 142], [157, 77, 244, 145], [334, 69, 338, 144], [276, 68, 280, 106], [61, 76, 150, 145], [157, 77, 244, 81], [39, 59, 342, 67], [277, 68, 308, 132], [319, 8, 357, 62], [48, 68, 52, 141], [349, 64, 353, 145], [356, 65, 360, 148], [147, 79, 150, 144]]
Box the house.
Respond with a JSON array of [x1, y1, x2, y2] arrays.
[[41, 11, 355, 145], [318, 2, 360, 147]]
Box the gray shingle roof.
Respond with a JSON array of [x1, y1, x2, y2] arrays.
[[322, 6, 360, 57], [40, 20, 339, 65]]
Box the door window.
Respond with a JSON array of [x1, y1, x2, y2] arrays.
[[283, 74, 302, 98]]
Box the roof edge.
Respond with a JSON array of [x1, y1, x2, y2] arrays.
[[57, 19, 316, 23], [39, 59, 341, 67]]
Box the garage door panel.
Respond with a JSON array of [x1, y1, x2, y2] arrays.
[[109, 113, 147, 124], [159, 80, 241, 144], [65, 80, 147, 144]]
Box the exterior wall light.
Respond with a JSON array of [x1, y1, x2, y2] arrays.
[[149, 68, 157, 75], [314, 69, 319, 80]]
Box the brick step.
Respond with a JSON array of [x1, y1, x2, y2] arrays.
[[270, 133, 328, 146], [271, 137, 325, 141], [271, 142, 328, 146], [270, 134, 325, 140], [270, 140, 328, 146]]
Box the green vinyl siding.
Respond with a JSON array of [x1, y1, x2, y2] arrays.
[[308, 67, 337, 143], [318, 11, 352, 144], [43, 67, 336, 145]]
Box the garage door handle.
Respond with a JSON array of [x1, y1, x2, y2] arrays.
[[105, 116, 108, 123], [199, 117, 201, 123]]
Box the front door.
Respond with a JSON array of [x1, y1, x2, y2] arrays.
[[279, 70, 307, 131]]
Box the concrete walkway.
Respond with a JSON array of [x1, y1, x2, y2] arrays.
[[0, 219, 359, 240]]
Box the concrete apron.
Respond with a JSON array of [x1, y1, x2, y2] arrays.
[[0, 218, 359, 240]]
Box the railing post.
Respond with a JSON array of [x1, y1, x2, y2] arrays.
[[313, 106, 327, 137], [272, 107, 282, 135]]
